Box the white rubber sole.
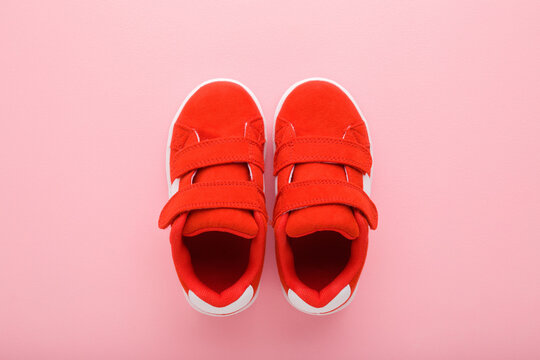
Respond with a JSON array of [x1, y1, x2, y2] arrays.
[[273, 77, 373, 315], [282, 285, 358, 316], [183, 285, 260, 317], [166, 78, 266, 316]]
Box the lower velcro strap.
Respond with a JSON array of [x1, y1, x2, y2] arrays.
[[273, 179, 378, 229], [158, 181, 267, 229]]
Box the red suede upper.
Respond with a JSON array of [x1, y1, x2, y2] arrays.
[[158, 81, 266, 309], [273, 80, 377, 309]]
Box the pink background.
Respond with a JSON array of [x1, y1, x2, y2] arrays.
[[1, 1, 540, 358]]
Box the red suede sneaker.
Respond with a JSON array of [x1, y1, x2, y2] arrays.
[[273, 78, 378, 315], [158, 79, 267, 316]]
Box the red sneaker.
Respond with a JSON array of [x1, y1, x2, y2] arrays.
[[273, 78, 378, 315], [158, 79, 267, 316]]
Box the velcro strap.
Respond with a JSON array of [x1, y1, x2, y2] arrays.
[[273, 137, 372, 175], [171, 137, 264, 180], [158, 181, 267, 229], [273, 179, 378, 229]]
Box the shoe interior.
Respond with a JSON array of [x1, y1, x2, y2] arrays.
[[184, 231, 251, 293], [288, 231, 351, 291]]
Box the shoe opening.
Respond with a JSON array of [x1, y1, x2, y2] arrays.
[[288, 231, 351, 291], [184, 231, 251, 293]]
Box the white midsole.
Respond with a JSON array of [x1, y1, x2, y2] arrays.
[[165, 78, 266, 316], [273, 77, 373, 315]]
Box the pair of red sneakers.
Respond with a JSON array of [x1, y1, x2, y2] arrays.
[[158, 78, 378, 316]]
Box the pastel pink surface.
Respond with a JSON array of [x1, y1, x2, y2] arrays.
[[1, 0, 539, 358]]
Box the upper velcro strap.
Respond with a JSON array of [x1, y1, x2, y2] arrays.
[[171, 137, 264, 180], [273, 136, 372, 175], [158, 180, 267, 229], [273, 179, 378, 229]]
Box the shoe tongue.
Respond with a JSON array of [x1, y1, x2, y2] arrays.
[[183, 208, 258, 239], [285, 163, 360, 240], [285, 205, 359, 239], [182, 161, 258, 239]]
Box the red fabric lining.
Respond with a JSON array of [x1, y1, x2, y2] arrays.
[[289, 231, 351, 291], [170, 212, 266, 307], [275, 213, 369, 308], [184, 231, 251, 293]]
